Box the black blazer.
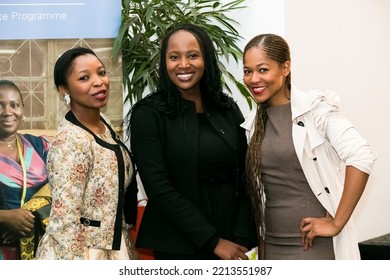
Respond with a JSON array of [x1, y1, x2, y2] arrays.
[[130, 98, 257, 254]]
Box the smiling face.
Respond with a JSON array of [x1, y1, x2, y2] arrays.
[[0, 85, 24, 141], [243, 46, 290, 107], [165, 30, 205, 97], [60, 53, 110, 112]]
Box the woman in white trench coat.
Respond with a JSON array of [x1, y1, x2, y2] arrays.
[[241, 33, 376, 259]]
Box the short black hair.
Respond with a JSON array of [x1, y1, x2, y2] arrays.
[[54, 47, 100, 90], [0, 79, 23, 102]]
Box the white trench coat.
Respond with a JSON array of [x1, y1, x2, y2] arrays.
[[241, 86, 376, 259]]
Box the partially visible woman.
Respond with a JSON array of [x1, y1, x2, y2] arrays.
[[36, 47, 138, 260], [129, 24, 257, 260], [0, 80, 49, 260], [241, 34, 376, 259]]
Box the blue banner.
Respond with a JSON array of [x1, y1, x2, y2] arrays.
[[0, 0, 121, 39]]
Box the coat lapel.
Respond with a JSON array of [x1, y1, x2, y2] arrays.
[[291, 86, 325, 159]]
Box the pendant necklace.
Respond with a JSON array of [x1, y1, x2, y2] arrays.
[[0, 137, 17, 150]]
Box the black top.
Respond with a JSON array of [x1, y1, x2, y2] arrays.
[[130, 96, 257, 257], [198, 113, 236, 241]]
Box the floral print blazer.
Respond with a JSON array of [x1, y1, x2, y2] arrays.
[[37, 111, 137, 259]]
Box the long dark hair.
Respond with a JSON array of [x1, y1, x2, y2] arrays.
[[124, 23, 234, 137], [244, 34, 291, 239]]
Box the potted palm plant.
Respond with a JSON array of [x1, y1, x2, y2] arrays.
[[113, 0, 253, 108]]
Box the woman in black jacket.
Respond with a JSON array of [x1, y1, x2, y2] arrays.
[[129, 24, 257, 260]]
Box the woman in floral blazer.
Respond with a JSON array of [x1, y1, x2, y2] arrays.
[[36, 47, 138, 260]]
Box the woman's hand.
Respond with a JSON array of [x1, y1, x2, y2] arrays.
[[213, 238, 249, 260], [2, 209, 35, 237], [300, 212, 341, 251]]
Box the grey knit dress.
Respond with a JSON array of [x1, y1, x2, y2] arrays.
[[261, 103, 334, 260]]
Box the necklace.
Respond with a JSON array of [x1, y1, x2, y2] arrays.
[[0, 137, 17, 150]]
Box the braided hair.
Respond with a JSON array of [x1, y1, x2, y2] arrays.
[[243, 34, 291, 239]]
